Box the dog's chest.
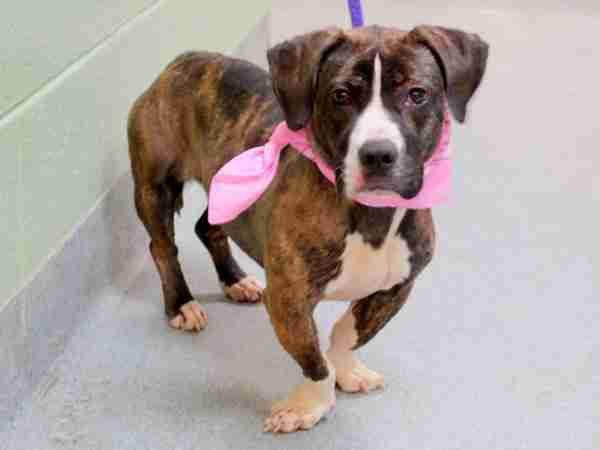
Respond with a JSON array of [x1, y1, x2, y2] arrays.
[[323, 210, 412, 301]]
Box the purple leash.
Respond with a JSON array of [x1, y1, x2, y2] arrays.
[[347, 0, 364, 27]]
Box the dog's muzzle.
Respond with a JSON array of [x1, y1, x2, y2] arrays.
[[359, 139, 398, 176], [358, 139, 422, 199]]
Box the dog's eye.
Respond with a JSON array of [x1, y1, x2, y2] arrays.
[[332, 89, 351, 105], [408, 88, 428, 105]]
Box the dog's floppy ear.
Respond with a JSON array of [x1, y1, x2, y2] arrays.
[[267, 28, 345, 130], [408, 25, 489, 123]]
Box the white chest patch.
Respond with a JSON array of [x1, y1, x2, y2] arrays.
[[323, 209, 412, 301]]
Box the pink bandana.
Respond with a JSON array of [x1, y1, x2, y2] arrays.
[[208, 112, 451, 225]]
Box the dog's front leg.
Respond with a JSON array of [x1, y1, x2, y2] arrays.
[[262, 264, 335, 433], [327, 282, 413, 393]]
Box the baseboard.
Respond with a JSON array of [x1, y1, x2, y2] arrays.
[[0, 173, 147, 428]]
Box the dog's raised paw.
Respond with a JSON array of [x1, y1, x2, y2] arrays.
[[335, 359, 384, 393], [168, 300, 208, 332], [222, 276, 263, 303]]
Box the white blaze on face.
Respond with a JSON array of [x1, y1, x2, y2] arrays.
[[344, 53, 406, 197]]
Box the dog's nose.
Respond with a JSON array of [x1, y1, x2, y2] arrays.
[[358, 139, 398, 174]]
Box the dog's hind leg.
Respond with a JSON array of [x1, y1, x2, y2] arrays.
[[195, 209, 263, 303], [134, 177, 208, 332], [327, 282, 413, 393]]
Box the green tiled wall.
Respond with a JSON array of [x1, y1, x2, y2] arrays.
[[0, 0, 271, 306]]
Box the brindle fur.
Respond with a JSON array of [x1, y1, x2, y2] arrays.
[[195, 209, 246, 286], [128, 26, 488, 381], [352, 281, 414, 349]]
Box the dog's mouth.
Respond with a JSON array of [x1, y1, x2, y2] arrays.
[[361, 177, 396, 192], [358, 176, 423, 199]]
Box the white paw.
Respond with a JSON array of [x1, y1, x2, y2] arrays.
[[168, 300, 208, 332], [222, 276, 263, 303], [329, 352, 384, 393], [263, 378, 335, 433]]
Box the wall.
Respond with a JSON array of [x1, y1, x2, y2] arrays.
[[0, 0, 272, 308]]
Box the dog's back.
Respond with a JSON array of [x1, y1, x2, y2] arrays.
[[128, 51, 281, 193]]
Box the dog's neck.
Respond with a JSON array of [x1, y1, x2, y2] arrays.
[[347, 204, 401, 248]]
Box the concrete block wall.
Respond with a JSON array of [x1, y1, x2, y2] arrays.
[[0, 0, 271, 308]]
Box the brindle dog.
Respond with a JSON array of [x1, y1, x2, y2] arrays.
[[128, 25, 488, 433]]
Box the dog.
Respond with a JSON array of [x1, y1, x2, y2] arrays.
[[127, 25, 488, 433]]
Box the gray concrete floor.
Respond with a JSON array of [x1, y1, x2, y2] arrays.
[[3, 2, 600, 449]]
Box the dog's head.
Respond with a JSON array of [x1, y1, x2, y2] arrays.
[[268, 25, 488, 199]]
